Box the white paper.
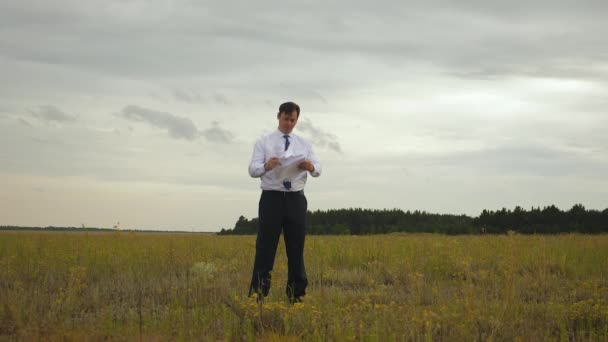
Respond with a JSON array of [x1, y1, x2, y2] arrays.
[[276, 154, 306, 180]]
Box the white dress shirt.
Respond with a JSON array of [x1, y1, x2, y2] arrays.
[[249, 129, 322, 191]]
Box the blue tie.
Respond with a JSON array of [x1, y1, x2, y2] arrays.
[[283, 135, 290, 151], [283, 180, 291, 190], [282, 135, 291, 190]]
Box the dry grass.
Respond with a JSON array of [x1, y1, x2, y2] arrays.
[[1, 231, 607, 341]]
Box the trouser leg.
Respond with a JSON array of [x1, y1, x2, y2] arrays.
[[283, 192, 308, 300], [249, 192, 283, 298]]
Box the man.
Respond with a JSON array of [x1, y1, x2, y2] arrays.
[[247, 101, 322, 304]]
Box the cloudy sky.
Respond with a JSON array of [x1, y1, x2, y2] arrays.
[[1, 0, 607, 231]]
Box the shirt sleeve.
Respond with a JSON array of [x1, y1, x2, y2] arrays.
[[248, 137, 266, 178], [307, 143, 322, 177]]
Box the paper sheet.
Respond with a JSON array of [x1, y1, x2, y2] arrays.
[[276, 154, 306, 180]]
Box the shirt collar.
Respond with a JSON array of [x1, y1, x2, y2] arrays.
[[275, 129, 293, 138]]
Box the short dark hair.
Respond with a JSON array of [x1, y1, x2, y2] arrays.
[[278, 101, 300, 117]]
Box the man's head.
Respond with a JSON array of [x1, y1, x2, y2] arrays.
[[277, 101, 300, 134]]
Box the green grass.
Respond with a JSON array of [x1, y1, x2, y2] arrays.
[[1, 231, 607, 341]]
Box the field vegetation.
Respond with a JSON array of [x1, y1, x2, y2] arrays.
[[1, 231, 607, 341]]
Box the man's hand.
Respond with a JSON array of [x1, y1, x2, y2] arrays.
[[264, 157, 281, 171], [298, 160, 315, 172]]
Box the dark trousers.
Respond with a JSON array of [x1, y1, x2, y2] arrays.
[[249, 190, 308, 300]]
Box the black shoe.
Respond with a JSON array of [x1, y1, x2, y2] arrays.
[[256, 293, 265, 304], [289, 296, 303, 305]]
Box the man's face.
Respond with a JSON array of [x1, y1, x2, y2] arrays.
[[277, 110, 299, 134]]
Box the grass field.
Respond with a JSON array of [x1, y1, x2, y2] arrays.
[[1, 231, 607, 341]]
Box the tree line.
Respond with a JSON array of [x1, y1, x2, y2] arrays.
[[0, 226, 211, 234], [218, 204, 608, 235], [0, 226, 116, 232], [475, 204, 607, 234]]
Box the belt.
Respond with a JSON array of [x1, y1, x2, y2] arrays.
[[262, 189, 303, 194]]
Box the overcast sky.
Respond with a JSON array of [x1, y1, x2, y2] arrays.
[[1, 0, 607, 231]]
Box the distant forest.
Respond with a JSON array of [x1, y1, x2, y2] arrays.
[[0, 226, 209, 234], [0, 226, 116, 232], [3, 204, 606, 235], [219, 204, 608, 235]]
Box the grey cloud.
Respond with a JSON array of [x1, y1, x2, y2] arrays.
[[173, 89, 205, 103], [297, 118, 342, 153], [278, 83, 328, 104], [2, 1, 606, 85], [0, 120, 248, 191], [171, 91, 229, 105], [31, 137, 54, 144], [442, 1, 608, 17], [121, 105, 199, 140], [201, 121, 234, 143], [327, 141, 341, 152], [213, 94, 231, 106], [120, 105, 235, 143], [18, 118, 32, 126], [0, 106, 10, 118], [421, 142, 608, 179], [29, 105, 76, 124]]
